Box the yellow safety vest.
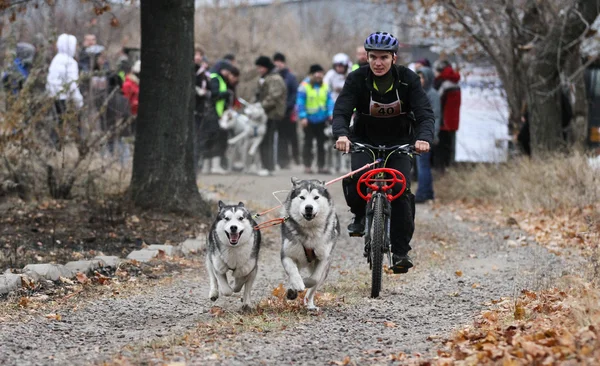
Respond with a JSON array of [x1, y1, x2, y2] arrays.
[[210, 73, 227, 117], [304, 82, 328, 115]]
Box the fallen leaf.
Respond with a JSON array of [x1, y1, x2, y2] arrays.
[[472, 283, 480, 289], [330, 356, 351, 365], [45, 313, 62, 321], [514, 302, 525, 320], [18, 297, 29, 308], [21, 277, 34, 289], [272, 283, 286, 299], [209, 306, 225, 317], [455, 270, 463, 277], [59, 276, 74, 285], [94, 273, 110, 285], [76, 272, 89, 284], [384, 321, 397, 328], [521, 341, 547, 357]]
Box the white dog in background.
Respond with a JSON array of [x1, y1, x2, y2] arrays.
[[219, 102, 267, 171]]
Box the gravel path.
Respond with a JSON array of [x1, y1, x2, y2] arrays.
[[0, 170, 573, 365]]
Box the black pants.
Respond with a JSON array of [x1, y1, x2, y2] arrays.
[[260, 119, 277, 171], [198, 117, 227, 159], [277, 113, 300, 168], [303, 121, 326, 169], [342, 151, 415, 256], [434, 130, 456, 171]]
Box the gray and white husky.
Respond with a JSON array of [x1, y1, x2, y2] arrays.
[[206, 201, 261, 311], [281, 177, 340, 310]]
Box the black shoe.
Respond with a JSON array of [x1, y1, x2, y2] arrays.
[[347, 215, 365, 237], [392, 254, 413, 274]]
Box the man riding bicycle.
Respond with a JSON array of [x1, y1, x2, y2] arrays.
[[333, 32, 434, 274]]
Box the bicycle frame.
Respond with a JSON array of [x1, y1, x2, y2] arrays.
[[351, 143, 412, 269]]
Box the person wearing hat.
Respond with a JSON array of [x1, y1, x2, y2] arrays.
[[2, 42, 35, 98], [273, 52, 300, 169], [199, 61, 239, 174], [255, 55, 287, 176], [297, 64, 334, 174]]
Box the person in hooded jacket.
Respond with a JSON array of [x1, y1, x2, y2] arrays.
[[415, 67, 441, 203], [255, 55, 287, 176], [433, 60, 461, 171], [333, 32, 434, 273], [2, 42, 35, 98], [46, 33, 84, 113], [46, 34, 84, 149]]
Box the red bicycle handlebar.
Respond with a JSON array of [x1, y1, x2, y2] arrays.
[[357, 168, 407, 202]]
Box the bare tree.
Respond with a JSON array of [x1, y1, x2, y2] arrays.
[[404, 0, 599, 155]]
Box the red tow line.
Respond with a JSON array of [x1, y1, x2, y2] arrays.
[[252, 159, 382, 231]]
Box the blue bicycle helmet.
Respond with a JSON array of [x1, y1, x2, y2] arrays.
[[364, 32, 399, 53]]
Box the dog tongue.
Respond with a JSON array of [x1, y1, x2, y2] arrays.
[[229, 232, 240, 243]]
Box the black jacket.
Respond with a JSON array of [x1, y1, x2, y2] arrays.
[[332, 64, 435, 145]]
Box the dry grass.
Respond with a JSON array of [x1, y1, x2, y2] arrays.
[[437, 153, 599, 213]]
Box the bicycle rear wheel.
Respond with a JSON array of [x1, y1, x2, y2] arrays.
[[370, 194, 385, 298]]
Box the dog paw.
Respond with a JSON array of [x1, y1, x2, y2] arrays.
[[221, 287, 233, 297], [286, 288, 298, 300], [240, 304, 253, 314], [306, 305, 320, 312], [209, 290, 219, 301], [302, 277, 317, 288]]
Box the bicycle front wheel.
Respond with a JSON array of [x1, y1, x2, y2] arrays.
[[370, 194, 385, 298]]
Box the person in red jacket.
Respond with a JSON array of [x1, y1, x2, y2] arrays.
[[433, 60, 461, 171], [122, 60, 140, 136]]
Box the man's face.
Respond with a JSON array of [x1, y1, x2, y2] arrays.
[[97, 53, 107, 67], [194, 51, 203, 65], [334, 64, 346, 74], [256, 65, 268, 76], [419, 73, 425, 88], [84, 35, 96, 47], [368, 50, 396, 76], [310, 71, 324, 84], [356, 47, 367, 63], [273, 60, 285, 70], [227, 73, 239, 86]]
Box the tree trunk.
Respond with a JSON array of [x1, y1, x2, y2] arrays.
[[526, 0, 599, 155], [130, 0, 209, 215], [526, 76, 565, 153], [566, 52, 589, 148]]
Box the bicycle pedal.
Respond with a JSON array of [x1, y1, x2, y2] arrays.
[[349, 232, 365, 237]]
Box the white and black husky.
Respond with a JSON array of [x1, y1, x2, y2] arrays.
[[281, 178, 340, 310], [206, 201, 261, 311]]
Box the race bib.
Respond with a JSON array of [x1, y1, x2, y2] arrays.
[[369, 99, 402, 118], [369, 90, 404, 118]]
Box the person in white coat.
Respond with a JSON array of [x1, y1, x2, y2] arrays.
[[46, 33, 84, 113], [323, 53, 352, 173], [323, 53, 351, 102], [46, 34, 83, 148]]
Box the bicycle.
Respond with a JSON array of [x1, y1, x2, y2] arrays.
[[347, 142, 417, 298]]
